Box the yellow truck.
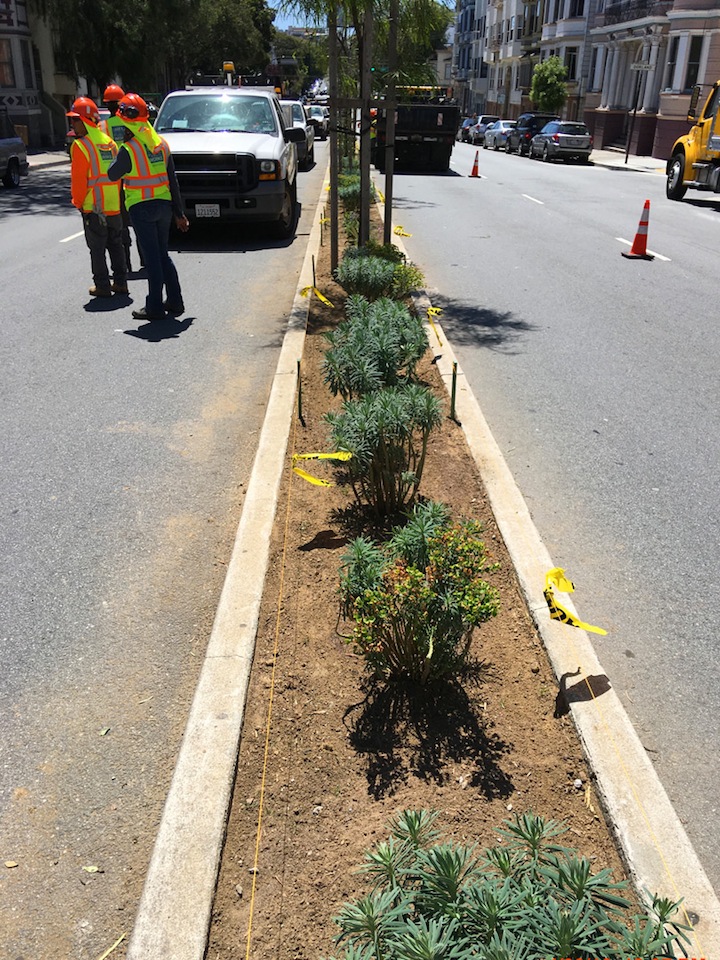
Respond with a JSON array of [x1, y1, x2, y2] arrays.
[[666, 81, 720, 200]]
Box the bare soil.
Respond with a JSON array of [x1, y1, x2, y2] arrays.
[[206, 219, 630, 960]]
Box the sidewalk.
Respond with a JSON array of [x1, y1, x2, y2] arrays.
[[27, 150, 69, 170], [591, 147, 666, 174]]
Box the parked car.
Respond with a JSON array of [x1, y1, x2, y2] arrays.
[[529, 120, 593, 162], [307, 104, 329, 141], [153, 86, 305, 238], [470, 114, 500, 145], [505, 112, 558, 156], [280, 99, 315, 169], [483, 119, 516, 150], [457, 117, 476, 142], [0, 106, 28, 188]]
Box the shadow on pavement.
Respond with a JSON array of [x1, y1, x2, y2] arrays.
[[428, 292, 536, 351], [170, 204, 303, 253], [0, 168, 73, 217], [124, 316, 195, 342]]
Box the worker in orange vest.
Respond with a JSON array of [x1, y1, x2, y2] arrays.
[[67, 97, 127, 298]]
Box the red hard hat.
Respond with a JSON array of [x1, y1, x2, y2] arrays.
[[103, 84, 125, 103], [66, 97, 100, 125], [117, 93, 149, 122]]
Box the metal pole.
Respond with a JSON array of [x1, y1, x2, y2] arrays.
[[625, 70, 642, 165]]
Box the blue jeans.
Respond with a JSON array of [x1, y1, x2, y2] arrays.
[[128, 199, 183, 315]]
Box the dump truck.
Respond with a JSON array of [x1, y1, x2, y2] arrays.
[[666, 80, 720, 200], [372, 86, 460, 173]]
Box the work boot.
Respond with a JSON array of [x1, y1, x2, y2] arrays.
[[163, 300, 185, 316], [111, 281, 129, 295], [89, 286, 112, 298], [132, 307, 166, 322]]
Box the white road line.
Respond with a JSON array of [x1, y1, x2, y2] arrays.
[[616, 237, 671, 261], [522, 193, 544, 204], [60, 230, 84, 243]]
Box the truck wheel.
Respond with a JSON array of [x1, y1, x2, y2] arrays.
[[2, 158, 20, 188], [270, 181, 297, 240], [666, 153, 687, 201]]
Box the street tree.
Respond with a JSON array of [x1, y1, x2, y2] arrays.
[[530, 55, 568, 113]]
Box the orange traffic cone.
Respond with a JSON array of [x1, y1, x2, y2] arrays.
[[469, 150, 480, 178], [622, 200, 654, 260]]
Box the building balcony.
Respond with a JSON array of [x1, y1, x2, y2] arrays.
[[601, 0, 670, 24]]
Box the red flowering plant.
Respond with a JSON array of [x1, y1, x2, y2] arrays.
[[339, 501, 499, 684]]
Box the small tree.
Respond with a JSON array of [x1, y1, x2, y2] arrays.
[[530, 56, 568, 114]]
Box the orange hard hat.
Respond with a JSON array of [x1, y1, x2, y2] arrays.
[[66, 97, 100, 125], [103, 84, 125, 103], [117, 93, 149, 122]]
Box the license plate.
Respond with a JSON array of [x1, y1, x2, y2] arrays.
[[567, 138, 581, 147], [196, 203, 220, 218]]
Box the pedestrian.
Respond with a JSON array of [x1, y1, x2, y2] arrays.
[[108, 93, 189, 322], [66, 96, 128, 298], [98, 83, 137, 272]]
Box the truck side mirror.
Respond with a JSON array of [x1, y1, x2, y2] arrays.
[[687, 84, 701, 122]]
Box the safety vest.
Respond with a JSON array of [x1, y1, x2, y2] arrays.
[[122, 131, 172, 209], [72, 126, 121, 215], [98, 114, 127, 145]]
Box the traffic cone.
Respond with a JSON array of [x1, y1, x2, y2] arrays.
[[469, 150, 480, 178], [622, 200, 654, 260]]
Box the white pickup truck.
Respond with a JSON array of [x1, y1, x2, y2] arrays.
[[154, 86, 305, 238]]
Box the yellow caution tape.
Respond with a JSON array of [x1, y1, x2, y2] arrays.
[[394, 225, 412, 237], [427, 307, 443, 318], [94, 933, 126, 960], [376, 189, 385, 203], [544, 567, 607, 635], [300, 286, 334, 307], [292, 466, 333, 486], [293, 451, 352, 462], [291, 451, 352, 486], [426, 306, 443, 347]]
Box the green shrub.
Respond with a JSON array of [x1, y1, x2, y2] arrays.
[[327, 809, 692, 960], [323, 295, 429, 400], [335, 253, 397, 300], [338, 178, 376, 213], [391, 260, 425, 298], [343, 211, 360, 244], [340, 501, 499, 682], [326, 385, 442, 517], [361, 240, 407, 264]]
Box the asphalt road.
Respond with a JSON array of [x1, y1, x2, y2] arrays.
[[383, 142, 720, 895], [0, 149, 327, 959]]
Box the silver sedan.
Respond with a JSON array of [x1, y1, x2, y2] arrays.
[[483, 119, 517, 151]]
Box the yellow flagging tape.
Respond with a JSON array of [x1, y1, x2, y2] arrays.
[[376, 189, 385, 203], [293, 450, 352, 462], [94, 934, 125, 960], [426, 306, 443, 347], [543, 567, 607, 635], [292, 466, 332, 486], [394, 225, 412, 237], [300, 285, 334, 307], [291, 450, 352, 487]]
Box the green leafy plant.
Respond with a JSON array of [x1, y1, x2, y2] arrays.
[[323, 295, 429, 400], [326, 810, 693, 960], [343, 211, 360, 244], [326, 384, 442, 517], [335, 252, 398, 300], [339, 501, 500, 682], [338, 177, 376, 213], [391, 260, 425, 298]]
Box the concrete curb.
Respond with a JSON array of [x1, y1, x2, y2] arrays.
[[408, 286, 720, 955], [125, 183, 326, 960]]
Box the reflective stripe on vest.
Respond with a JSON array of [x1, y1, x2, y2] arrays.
[[75, 130, 120, 214], [123, 137, 171, 204]]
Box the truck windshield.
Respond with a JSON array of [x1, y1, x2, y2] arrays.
[[155, 95, 278, 135]]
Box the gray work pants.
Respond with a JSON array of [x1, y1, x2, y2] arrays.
[[82, 211, 127, 290]]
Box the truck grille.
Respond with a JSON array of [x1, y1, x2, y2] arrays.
[[172, 153, 257, 193]]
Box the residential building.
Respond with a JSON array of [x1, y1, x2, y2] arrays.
[[453, 0, 720, 156]]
